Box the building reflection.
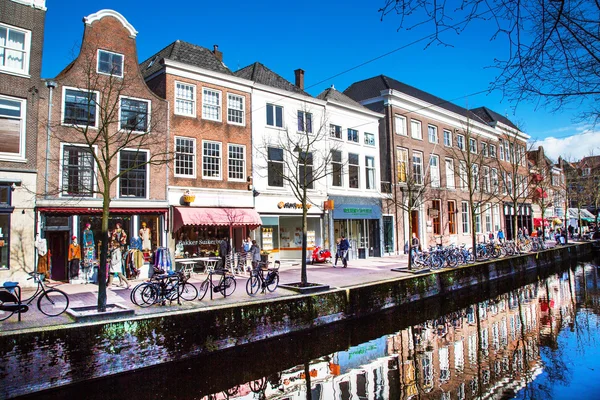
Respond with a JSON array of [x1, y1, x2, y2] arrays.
[[204, 265, 598, 400]]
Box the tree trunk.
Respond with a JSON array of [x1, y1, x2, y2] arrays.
[[97, 195, 110, 312], [301, 187, 308, 286]]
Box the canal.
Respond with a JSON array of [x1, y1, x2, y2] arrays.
[[16, 257, 600, 399]]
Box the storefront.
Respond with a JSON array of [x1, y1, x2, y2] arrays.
[[255, 196, 325, 261], [171, 206, 262, 259], [330, 196, 383, 259], [37, 207, 167, 282], [503, 203, 533, 239]]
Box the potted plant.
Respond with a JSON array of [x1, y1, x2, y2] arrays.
[[260, 250, 270, 263]]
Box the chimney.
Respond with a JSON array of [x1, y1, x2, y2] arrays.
[[294, 68, 305, 90], [213, 45, 223, 62]]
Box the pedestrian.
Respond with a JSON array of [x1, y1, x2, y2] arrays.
[[240, 236, 252, 272], [108, 241, 130, 289], [339, 235, 350, 268], [219, 236, 231, 270], [410, 233, 420, 261], [333, 237, 342, 268], [517, 228, 523, 239], [523, 226, 529, 237], [488, 232, 494, 241], [250, 240, 261, 270], [497, 229, 505, 243]]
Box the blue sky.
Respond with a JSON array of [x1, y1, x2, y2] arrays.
[[41, 0, 600, 161]]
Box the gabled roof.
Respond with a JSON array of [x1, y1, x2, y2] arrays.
[[579, 155, 600, 169], [470, 106, 519, 130], [234, 62, 311, 97], [343, 75, 485, 123], [140, 40, 232, 78], [317, 86, 374, 112]]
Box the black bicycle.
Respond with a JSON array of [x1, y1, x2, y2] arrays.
[[246, 260, 280, 296], [131, 271, 196, 307], [0, 272, 69, 321], [198, 268, 236, 300]]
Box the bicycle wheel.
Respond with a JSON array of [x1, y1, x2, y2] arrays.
[[178, 282, 198, 301], [266, 272, 279, 292], [132, 283, 157, 307], [37, 289, 69, 316], [246, 275, 261, 296], [222, 276, 236, 297], [197, 279, 210, 301]]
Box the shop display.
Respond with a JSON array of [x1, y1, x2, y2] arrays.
[[280, 228, 291, 248], [68, 235, 81, 280], [307, 230, 316, 247], [139, 222, 152, 251], [262, 227, 274, 251]]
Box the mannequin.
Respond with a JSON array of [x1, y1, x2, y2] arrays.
[[139, 222, 152, 251], [111, 223, 127, 248], [35, 234, 49, 278], [82, 223, 95, 266], [68, 235, 81, 280]]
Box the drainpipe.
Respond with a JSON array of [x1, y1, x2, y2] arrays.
[[44, 80, 56, 198]]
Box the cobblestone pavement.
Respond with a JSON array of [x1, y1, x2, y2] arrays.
[[0, 240, 563, 333]]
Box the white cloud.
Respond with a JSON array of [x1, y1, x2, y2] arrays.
[[532, 128, 600, 162]]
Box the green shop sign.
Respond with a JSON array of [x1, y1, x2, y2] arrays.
[[333, 204, 381, 220]]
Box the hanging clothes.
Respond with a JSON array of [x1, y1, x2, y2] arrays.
[[130, 236, 142, 250], [124, 249, 144, 278], [154, 247, 172, 273], [35, 237, 49, 278]]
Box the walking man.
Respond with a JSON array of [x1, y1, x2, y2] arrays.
[[219, 236, 231, 270], [339, 235, 350, 268]]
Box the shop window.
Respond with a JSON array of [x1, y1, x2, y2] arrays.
[[228, 144, 245, 181], [202, 141, 221, 179], [298, 151, 313, 189], [63, 88, 98, 127], [349, 153, 359, 188], [448, 201, 457, 234], [432, 200, 441, 235], [267, 147, 284, 187], [119, 150, 148, 198], [61, 145, 95, 197], [365, 156, 375, 189], [174, 136, 196, 177], [120, 97, 149, 132], [331, 150, 342, 187], [0, 184, 13, 270], [0, 96, 26, 160]]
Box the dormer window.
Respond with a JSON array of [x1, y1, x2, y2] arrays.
[[97, 50, 123, 77]]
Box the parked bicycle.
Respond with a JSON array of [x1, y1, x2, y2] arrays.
[[246, 260, 280, 296], [198, 268, 236, 301], [131, 270, 196, 307], [0, 272, 69, 321]]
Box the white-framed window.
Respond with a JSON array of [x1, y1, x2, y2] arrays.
[[491, 168, 498, 193], [266, 104, 283, 128], [493, 204, 500, 231], [60, 143, 96, 197], [443, 130, 452, 147], [228, 144, 245, 181], [0, 95, 26, 160], [62, 87, 99, 128], [482, 166, 490, 193], [462, 201, 470, 234], [504, 141, 510, 163], [349, 153, 360, 188], [482, 142, 488, 157], [411, 119, 422, 139], [397, 147, 408, 183], [413, 151, 423, 185], [459, 161, 468, 190], [0, 23, 31, 76], [174, 82, 196, 117], [364, 132, 375, 146], [347, 128, 358, 142], [267, 147, 284, 187], [507, 173, 513, 195], [499, 139, 504, 160], [469, 138, 477, 153], [119, 96, 149, 132], [97, 49, 123, 77], [330, 124, 342, 139], [445, 158, 455, 189], [501, 171, 507, 194], [202, 88, 221, 121], [448, 201, 457, 234], [457, 134, 465, 150], [227, 94, 245, 125], [430, 154, 440, 187], [395, 115, 407, 136], [298, 151, 314, 189], [474, 204, 481, 233], [365, 156, 376, 190], [472, 164, 480, 191], [489, 144, 496, 158], [202, 141, 221, 179], [118, 149, 149, 199], [428, 125, 438, 144], [174, 136, 196, 178], [331, 150, 343, 187], [298, 111, 313, 133]]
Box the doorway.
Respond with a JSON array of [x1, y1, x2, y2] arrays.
[[232, 227, 244, 253], [368, 219, 380, 257], [47, 231, 68, 281], [383, 216, 394, 255]]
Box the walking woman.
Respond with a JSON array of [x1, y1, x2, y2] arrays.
[[108, 241, 130, 289]]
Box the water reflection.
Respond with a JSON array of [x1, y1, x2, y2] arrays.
[[206, 263, 598, 400]]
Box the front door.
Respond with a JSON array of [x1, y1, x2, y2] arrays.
[[369, 219, 381, 257], [383, 216, 394, 255], [47, 231, 68, 281], [232, 227, 244, 253]]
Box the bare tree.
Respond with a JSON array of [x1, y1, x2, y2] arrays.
[[378, 1, 600, 124], [255, 107, 336, 286], [448, 119, 498, 257], [43, 49, 170, 312]]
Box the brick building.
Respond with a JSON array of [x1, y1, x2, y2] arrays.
[[141, 41, 259, 258], [36, 9, 169, 281], [0, 0, 46, 282]]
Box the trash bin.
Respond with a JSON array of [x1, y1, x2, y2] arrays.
[[358, 248, 366, 259]]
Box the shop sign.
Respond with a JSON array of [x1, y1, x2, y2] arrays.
[[335, 337, 387, 374], [343, 207, 373, 215], [333, 204, 381, 219], [277, 201, 312, 210], [177, 240, 219, 246]]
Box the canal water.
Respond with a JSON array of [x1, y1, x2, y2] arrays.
[[18, 259, 600, 399]]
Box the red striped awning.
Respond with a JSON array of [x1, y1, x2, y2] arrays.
[[172, 207, 262, 233], [37, 207, 168, 215]]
